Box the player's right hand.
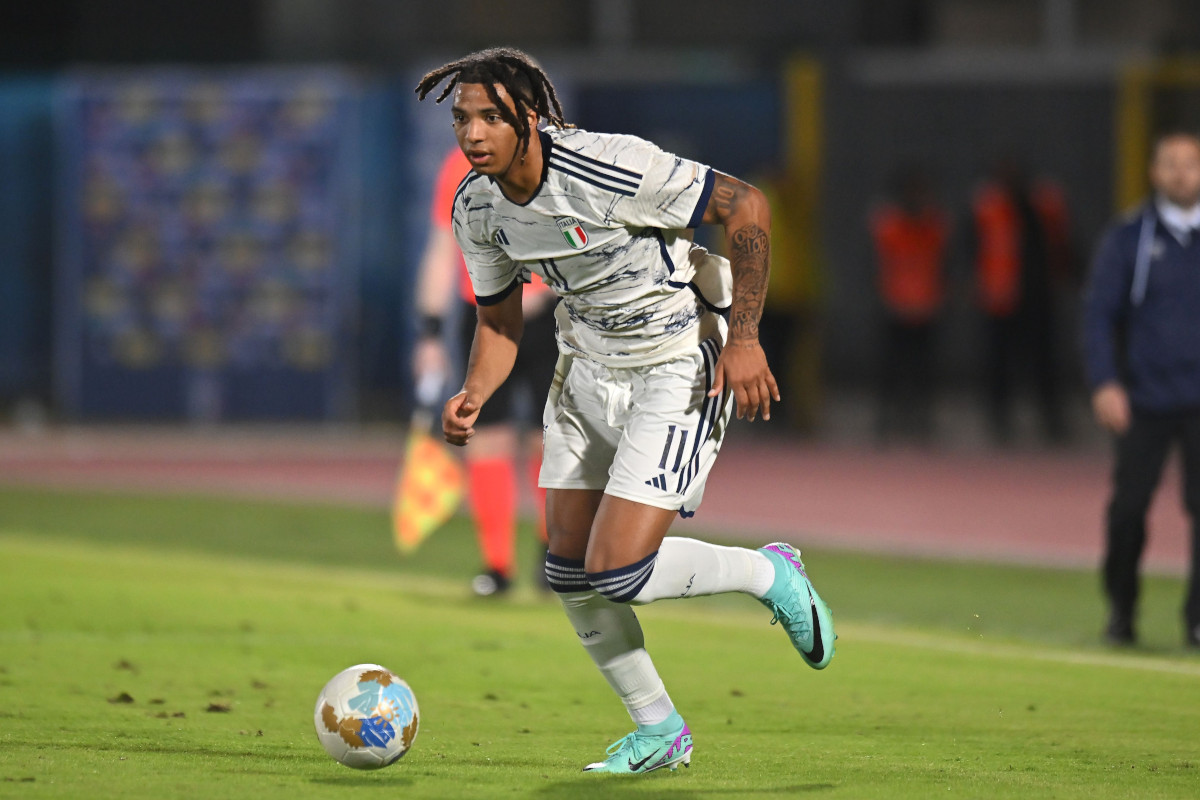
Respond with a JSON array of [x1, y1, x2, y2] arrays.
[[709, 339, 780, 423], [443, 390, 483, 446], [1092, 381, 1130, 435]]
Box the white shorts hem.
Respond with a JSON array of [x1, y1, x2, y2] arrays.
[[539, 479, 608, 491], [602, 486, 682, 513]]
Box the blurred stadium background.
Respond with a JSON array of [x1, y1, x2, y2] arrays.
[[0, 0, 1196, 572]]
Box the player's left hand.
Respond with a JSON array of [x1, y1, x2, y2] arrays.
[[443, 390, 483, 446], [709, 339, 780, 422]]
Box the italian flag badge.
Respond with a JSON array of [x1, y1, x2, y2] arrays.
[[556, 217, 589, 249]]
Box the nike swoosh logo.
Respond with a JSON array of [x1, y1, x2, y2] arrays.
[[806, 600, 825, 663], [628, 749, 661, 771]]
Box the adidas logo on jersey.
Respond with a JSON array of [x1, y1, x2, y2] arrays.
[[644, 474, 668, 491]]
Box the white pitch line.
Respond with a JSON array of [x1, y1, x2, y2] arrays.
[[840, 624, 1200, 677], [5, 535, 1200, 677]]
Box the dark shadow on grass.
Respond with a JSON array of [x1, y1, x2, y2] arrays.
[[536, 779, 835, 798]]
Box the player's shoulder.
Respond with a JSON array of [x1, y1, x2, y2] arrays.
[[543, 129, 649, 199], [549, 127, 658, 160], [451, 169, 494, 218], [546, 128, 666, 188]]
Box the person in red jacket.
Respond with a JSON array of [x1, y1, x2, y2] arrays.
[[870, 167, 949, 443], [971, 157, 1072, 444], [413, 147, 558, 595]]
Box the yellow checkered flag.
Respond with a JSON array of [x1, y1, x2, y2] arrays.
[[392, 379, 465, 554]]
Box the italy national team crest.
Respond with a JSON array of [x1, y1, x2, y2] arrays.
[[556, 217, 588, 249]]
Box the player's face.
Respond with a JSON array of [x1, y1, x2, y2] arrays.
[[1150, 136, 1200, 208], [451, 83, 522, 177]]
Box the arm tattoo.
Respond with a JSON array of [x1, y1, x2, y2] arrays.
[[728, 224, 769, 341], [713, 178, 740, 217], [706, 173, 769, 342]]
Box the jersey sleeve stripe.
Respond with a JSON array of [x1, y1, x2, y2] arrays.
[[475, 276, 522, 306], [551, 145, 643, 180], [549, 162, 636, 197], [686, 168, 715, 229], [548, 152, 640, 190]]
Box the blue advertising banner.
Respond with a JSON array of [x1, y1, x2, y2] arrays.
[[55, 69, 361, 421], [0, 77, 54, 403]]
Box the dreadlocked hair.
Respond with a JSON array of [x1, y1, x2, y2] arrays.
[[414, 47, 571, 154]]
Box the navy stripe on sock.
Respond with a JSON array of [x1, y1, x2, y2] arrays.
[[586, 551, 659, 603], [545, 553, 588, 594]]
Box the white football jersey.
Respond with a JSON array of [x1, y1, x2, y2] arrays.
[[451, 127, 732, 367]]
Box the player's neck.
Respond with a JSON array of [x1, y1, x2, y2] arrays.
[[495, 133, 544, 204]]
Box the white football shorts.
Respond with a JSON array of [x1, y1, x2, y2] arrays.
[[539, 338, 734, 516]]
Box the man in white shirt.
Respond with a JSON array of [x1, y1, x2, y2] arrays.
[[416, 47, 836, 774]]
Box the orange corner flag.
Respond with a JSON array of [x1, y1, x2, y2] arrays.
[[392, 427, 465, 554]]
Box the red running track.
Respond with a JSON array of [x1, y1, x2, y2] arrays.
[[0, 427, 1190, 574], [700, 438, 1190, 573]]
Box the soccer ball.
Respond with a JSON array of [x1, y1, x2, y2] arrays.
[[313, 663, 419, 769]]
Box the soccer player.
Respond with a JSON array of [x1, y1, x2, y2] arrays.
[[413, 146, 558, 595], [416, 48, 836, 774]]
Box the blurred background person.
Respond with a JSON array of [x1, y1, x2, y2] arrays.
[[970, 156, 1073, 445], [1083, 131, 1200, 648], [869, 165, 949, 444], [413, 147, 558, 596]]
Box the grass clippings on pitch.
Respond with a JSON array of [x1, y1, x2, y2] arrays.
[[1, 486, 1199, 799]]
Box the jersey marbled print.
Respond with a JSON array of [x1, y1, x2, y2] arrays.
[[451, 128, 732, 367]]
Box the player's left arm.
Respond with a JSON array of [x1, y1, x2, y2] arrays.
[[700, 171, 779, 422], [443, 285, 524, 446]]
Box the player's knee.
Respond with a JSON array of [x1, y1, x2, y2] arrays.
[[544, 552, 588, 595], [585, 551, 659, 604], [546, 524, 588, 560]]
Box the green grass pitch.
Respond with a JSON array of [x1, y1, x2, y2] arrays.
[[1, 485, 1199, 799]]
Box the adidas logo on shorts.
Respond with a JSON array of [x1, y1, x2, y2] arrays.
[[644, 474, 668, 491]]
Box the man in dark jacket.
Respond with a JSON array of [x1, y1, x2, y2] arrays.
[[1083, 131, 1200, 647]]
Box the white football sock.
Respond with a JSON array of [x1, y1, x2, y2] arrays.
[[630, 537, 775, 604], [558, 590, 674, 725], [604, 649, 675, 727], [629, 687, 677, 728]]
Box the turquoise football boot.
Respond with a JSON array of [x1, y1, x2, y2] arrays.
[[583, 718, 692, 774], [758, 542, 836, 669]]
